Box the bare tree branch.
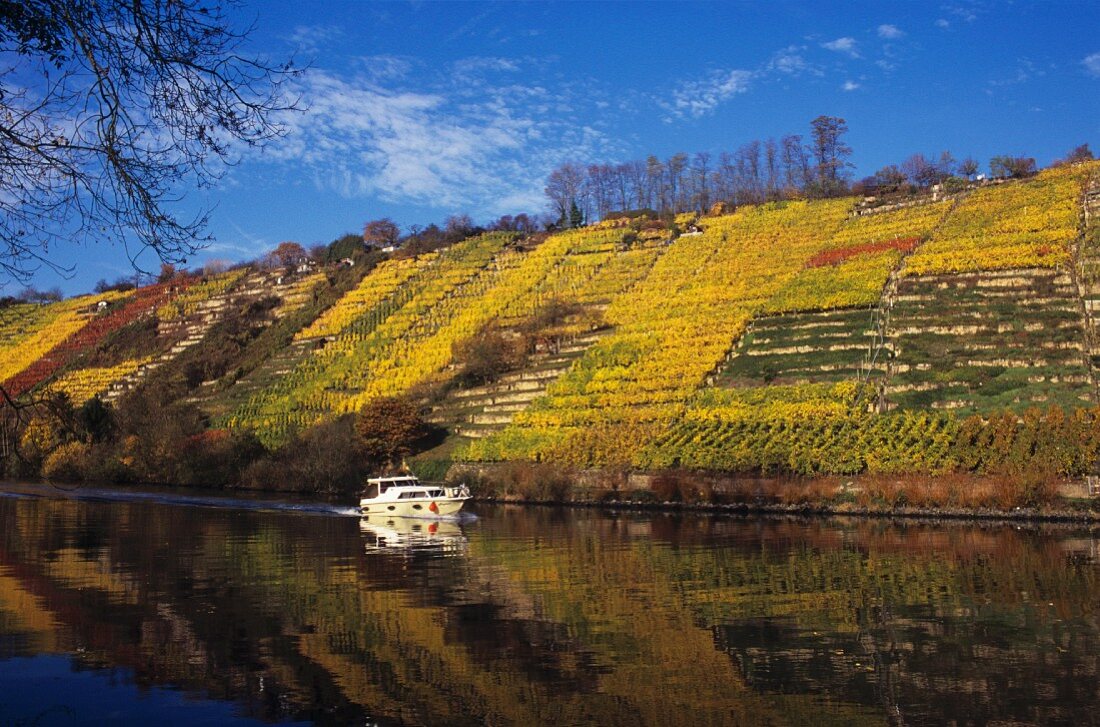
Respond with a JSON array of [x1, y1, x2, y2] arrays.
[[0, 0, 300, 286]]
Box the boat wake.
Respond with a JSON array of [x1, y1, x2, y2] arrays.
[[1, 484, 482, 521], [1, 484, 366, 518]]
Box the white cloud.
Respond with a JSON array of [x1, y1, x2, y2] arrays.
[[664, 69, 755, 118], [1084, 52, 1100, 78], [877, 24, 904, 39], [935, 18, 951, 29], [767, 46, 821, 76], [285, 25, 344, 55], [354, 55, 416, 83], [452, 57, 520, 78], [944, 3, 979, 23], [258, 66, 618, 216], [821, 37, 859, 58], [842, 80, 861, 91], [989, 58, 1043, 87]]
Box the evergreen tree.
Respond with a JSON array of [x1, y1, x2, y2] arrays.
[[569, 200, 584, 228]]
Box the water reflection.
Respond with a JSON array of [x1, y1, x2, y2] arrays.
[[358, 516, 469, 553], [0, 484, 1098, 725]]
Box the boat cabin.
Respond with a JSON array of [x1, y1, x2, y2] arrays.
[[397, 488, 446, 499], [362, 475, 443, 500]]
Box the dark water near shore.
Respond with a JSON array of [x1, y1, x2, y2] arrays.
[[1, 482, 1098, 726]]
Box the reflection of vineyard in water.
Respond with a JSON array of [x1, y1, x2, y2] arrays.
[[0, 494, 1098, 725]]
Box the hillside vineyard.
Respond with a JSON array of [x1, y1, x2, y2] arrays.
[[4, 161, 1100, 477]]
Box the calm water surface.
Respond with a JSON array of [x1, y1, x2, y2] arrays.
[[0, 481, 1098, 726]]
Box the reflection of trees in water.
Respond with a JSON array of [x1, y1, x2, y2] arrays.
[[596, 513, 1100, 725], [0, 497, 1098, 725]]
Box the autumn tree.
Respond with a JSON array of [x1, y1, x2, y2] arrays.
[[452, 329, 526, 386], [157, 263, 180, 283], [1056, 143, 1094, 166], [990, 155, 1037, 179], [0, 0, 298, 285], [355, 397, 428, 468], [870, 164, 908, 194], [362, 218, 400, 248], [268, 241, 308, 269]]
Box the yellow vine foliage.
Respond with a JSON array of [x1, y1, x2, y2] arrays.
[[466, 199, 855, 463], [763, 200, 951, 314], [156, 269, 247, 321], [273, 270, 328, 317], [46, 356, 155, 404], [905, 164, 1094, 276], [0, 291, 131, 383], [296, 256, 434, 340]]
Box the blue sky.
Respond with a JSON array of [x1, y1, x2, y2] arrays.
[[21, 0, 1100, 295]]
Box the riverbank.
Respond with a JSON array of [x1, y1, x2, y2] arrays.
[[474, 494, 1100, 526], [448, 461, 1100, 524]]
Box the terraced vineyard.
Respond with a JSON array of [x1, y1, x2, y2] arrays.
[[1, 284, 179, 398], [0, 291, 132, 388], [906, 165, 1086, 275], [427, 330, 609, 439], [885, 269, 1093, 413], [465, 199, 856, 465], [717, 310, 878, 388], [461, 164, 1100, 472], [5, 160, 1100, 479]]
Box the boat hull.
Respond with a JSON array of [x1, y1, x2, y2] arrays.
[[358, 497, 467, 517]]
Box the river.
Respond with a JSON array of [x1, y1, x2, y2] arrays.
[[0, 481, 1097, 726]]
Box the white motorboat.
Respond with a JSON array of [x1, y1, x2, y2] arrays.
[[358, 474, 471, 517]]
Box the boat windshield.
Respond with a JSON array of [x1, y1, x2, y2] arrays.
[[366, 476, 419, 494]]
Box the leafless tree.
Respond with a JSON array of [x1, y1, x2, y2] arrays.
[[958, 158, 978, 179], [781, 134, 811, 192], [544, 162, 586, 224], [808, 115, 853, 196], [764, 138, 780, 200], [0, 0, 299, 285], [666, 152, 689, 213], [645, 156, 665, 212], [689, 152, 711, 212]]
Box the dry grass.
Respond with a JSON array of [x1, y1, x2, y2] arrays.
[[854, 472, 1059, 510], [649, 470, 1061, 510]]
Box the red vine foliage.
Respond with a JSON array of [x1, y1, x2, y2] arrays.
[[806, 236, 921, 268]]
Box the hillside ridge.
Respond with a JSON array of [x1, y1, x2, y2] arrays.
[[4, 161, 1100, 489]]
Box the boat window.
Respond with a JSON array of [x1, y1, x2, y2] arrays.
[[428, 489, 444, 497], [398, 491, 425, 499]]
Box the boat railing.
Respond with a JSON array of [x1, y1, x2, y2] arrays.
[[443, 483, 471, 499]]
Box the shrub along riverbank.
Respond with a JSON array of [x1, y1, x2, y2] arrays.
[[450, 463, 1100, 522], [8, 384, 1100, 520]]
